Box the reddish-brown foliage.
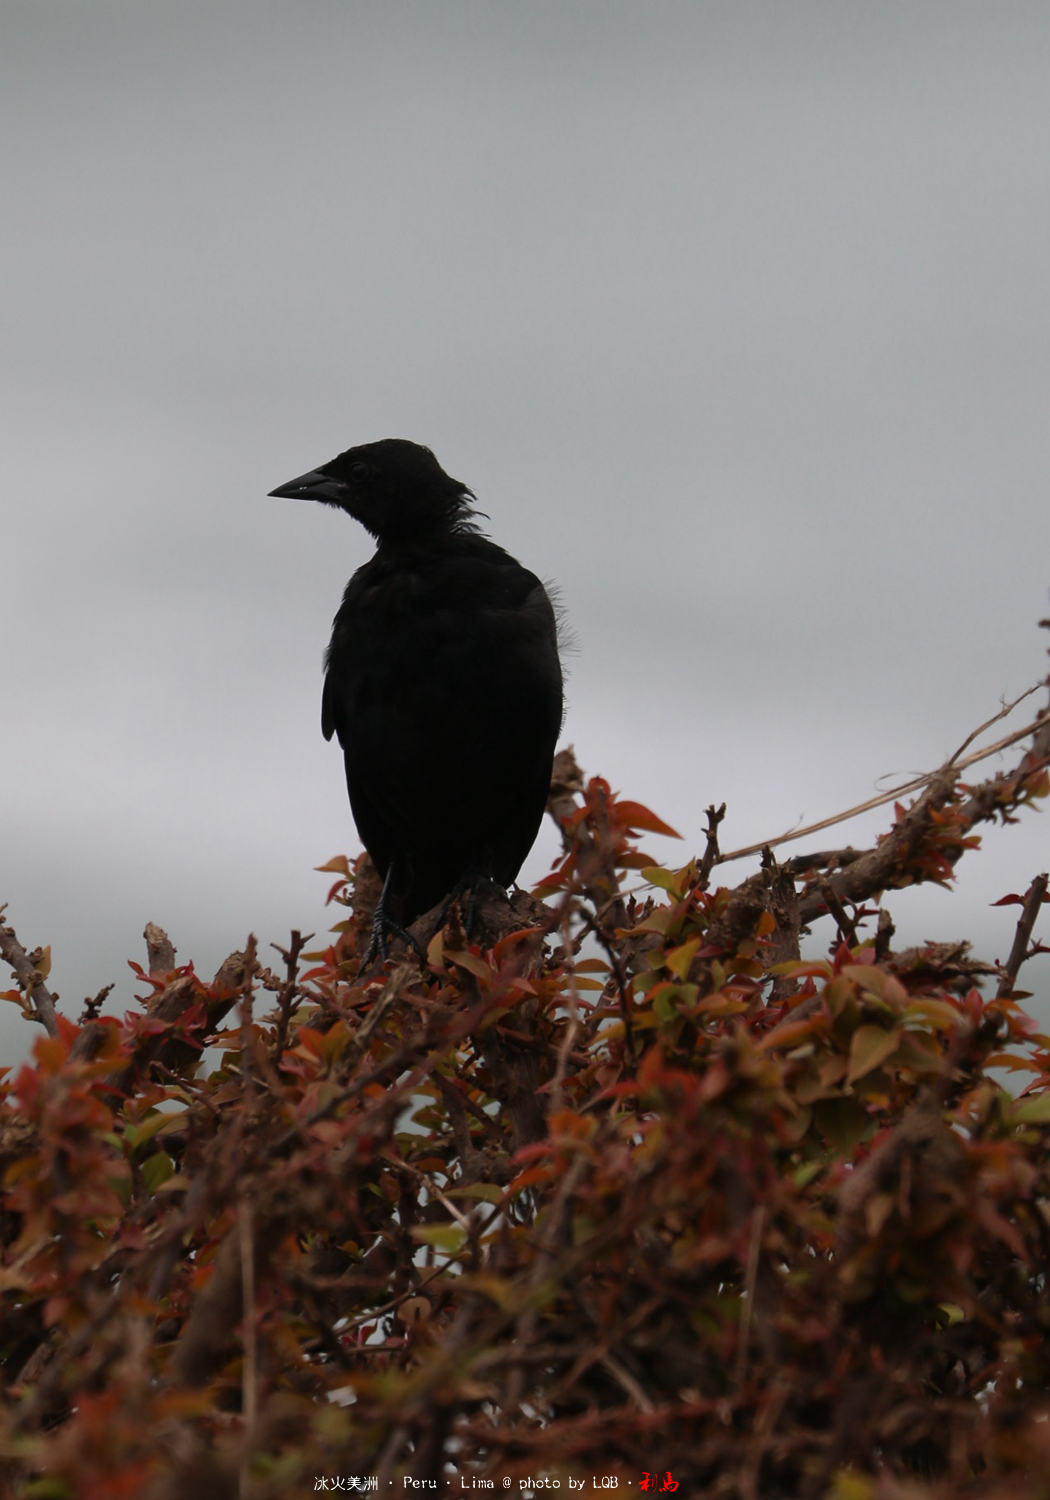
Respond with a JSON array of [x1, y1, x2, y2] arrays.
[[2, 655, 1050, 1499]]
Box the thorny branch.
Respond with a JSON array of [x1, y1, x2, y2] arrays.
[[269, 928, 312, 1058]]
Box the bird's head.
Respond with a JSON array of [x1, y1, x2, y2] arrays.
[[269, 438, 477, 547]]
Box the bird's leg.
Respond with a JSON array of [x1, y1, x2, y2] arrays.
[[436, 870, 511, 941], [466, 874, 510, 936], [361, 862, 423, 968]]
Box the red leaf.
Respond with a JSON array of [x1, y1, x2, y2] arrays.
[[612, 800, 682, 838]]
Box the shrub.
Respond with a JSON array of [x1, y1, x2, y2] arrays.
[[1, 638, 1049, 1499]]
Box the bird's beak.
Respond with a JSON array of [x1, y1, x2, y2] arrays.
[[268, 468, 350, 504]]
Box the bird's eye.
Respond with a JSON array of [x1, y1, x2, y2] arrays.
[[349, 462, 369, 482]]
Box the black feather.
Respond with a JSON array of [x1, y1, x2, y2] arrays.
[[272, 438, 564, 950]]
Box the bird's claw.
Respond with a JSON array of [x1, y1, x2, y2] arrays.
[[436, 873, 511, 940], [360, 906, 423, 969]]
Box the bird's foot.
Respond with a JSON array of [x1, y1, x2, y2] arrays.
[[466, 875, 510, 935], [360, 864, 425, 969], [360, 908, 424, 969], [437, 872, 511, 940]]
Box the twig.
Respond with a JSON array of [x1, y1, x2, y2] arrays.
[[396, 1158, 473, 1232], [736, 1204, 766, 1388], [996, 873, 1049, 999], [946, 682, 1043, 766], [549, 907, 582, 1113], [563, 898, 636, 1066], [0, 907, 60, 1038], [819, 879, 858, 948], [269, 981, 496, 1156], [240, 935, 258, 1106], [239, 1196, 257, 1500], [874, 907, 896, 963], [599, 1352, 655, 1413], [271, 929, 311, 1059], [795, 767, 958, 928], [595, 926, 636, 1065], [698, 802, 726, 884], [79, 983, 115, 1024], [545, 744, 585, 852], [348, 963, 414, 1059], [169, 1201, 278, 1389], [330, 1266, 446, 1334], [790, 699, 1050, 929], [144, 921, 176, 978], [781, 848, 854, 876], [434, 1072, 505, 1144], [717, 704, 1050, 867], [147, 1172, 214, 1302]]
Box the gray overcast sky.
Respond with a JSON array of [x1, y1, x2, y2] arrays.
[[3, 1, 1049, 1056]]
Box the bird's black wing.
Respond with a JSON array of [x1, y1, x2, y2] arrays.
[[321, 537, 562, 914]]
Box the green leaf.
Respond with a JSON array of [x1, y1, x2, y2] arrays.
[[665, 938, 700, 980], [653, 988, 678, 1024], [125, 1110, 184, 1155], [903, 999, 959, 1030], [894, 1033, 944, 1075], [141, 1152, 175, 1193], [640, 866, 683, 897], [456, 1273, 520, 1311], [445, 1182, 504, 1203], [842, 964, 908, 1011], [411, 1224, 467, 1253], [847, 1025, 901, 1084], [829, 1473, 873, 1500], [1010, 1091, 1050, 1125], [814, 1097, 868, 1155]]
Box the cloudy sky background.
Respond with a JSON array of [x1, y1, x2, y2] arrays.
[[3, 1, 1049, 1057]]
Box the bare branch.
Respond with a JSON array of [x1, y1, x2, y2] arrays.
[[793, 699, 1050, 928], [818, 877, 859, 948], [78, 983, 115, 1024], [698, 802, 726, 884], [238, 1196, 257, 1500], [996, 873, 1049, 998], [717, 701, 1050, 868], [240, 934, 258, 1105], [873, 907, 896, 962], [796, 767, 958, 928], [946, 681, 1043, 766], [735, 1205, 766, 1389], [271, 929, 311, 1059], [546, 744, 585, 851], [0, 908, 60, 1037], [144, 922, 176, 978]]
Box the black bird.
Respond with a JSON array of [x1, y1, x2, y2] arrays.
[[270, 439, 564, 958]]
